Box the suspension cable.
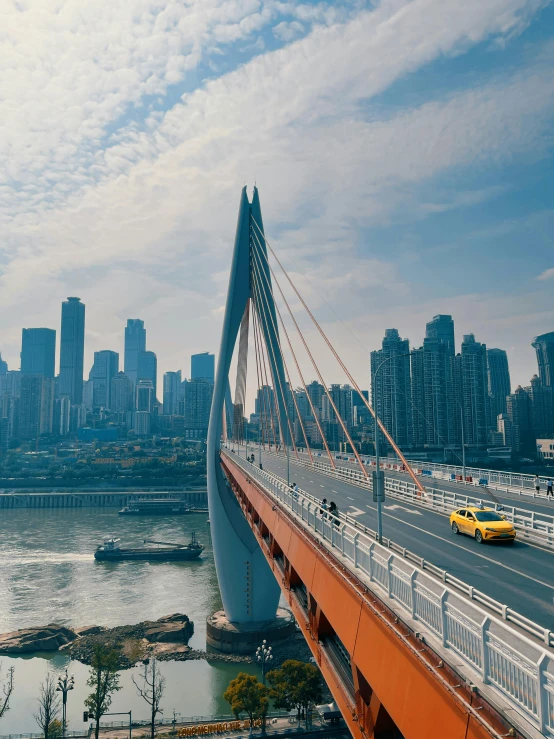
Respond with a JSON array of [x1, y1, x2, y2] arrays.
[[251, 217, 425, 494], [252, 306, 268, 451], [251, 262, 299, 460], [251, 250, 313, 464], [252, 303, 278, 450], [251, 229, 367, 479]]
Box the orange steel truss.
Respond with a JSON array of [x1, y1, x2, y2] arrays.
[[221, 454, 521, 739]]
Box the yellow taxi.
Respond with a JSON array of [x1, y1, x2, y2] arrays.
[[449, 506, 516, 544]]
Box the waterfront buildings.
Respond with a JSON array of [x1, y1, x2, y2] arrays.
[[19, 374, 55, 439], [58, 297, 85, 405], [21, 328, 56, 378]]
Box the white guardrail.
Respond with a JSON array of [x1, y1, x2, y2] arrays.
[[224, 451, 554, 737], [286, 448, 552, 498], [243, 446, 554, 548]]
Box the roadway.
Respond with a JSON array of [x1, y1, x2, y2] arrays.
[[229, 445, 554, 631], [247, 445, 554, 519]]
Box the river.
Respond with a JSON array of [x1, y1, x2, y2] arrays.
[[0, 507, 264, 733]]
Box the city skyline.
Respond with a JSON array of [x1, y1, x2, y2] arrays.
[[0, 1, 553, 412], [0, 301, 551, 401]]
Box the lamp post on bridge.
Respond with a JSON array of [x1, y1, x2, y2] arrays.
[[256, 639, 273, 684], [372, 352, 415, 544]]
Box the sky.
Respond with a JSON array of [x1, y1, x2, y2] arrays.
[[1, 0, 553, 409]]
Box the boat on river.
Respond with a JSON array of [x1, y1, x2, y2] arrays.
[[94, 532, 204, 561], [118, 497, 191, 516]]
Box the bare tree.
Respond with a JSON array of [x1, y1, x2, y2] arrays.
[[133, 660, 166, 739], [34, 673, 61, 739], [0, 663, 15, 720]]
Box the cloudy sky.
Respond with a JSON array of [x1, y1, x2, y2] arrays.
[[1, 0, 553, 405]]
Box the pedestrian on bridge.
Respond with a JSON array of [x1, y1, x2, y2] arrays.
[[328, 501, 339, 526], [320, 498, 328, 517], [534, 475, 541, 494], [547, 479, 553, 498]]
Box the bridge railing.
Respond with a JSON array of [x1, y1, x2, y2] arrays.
[[223, 451, 554, 736], [246, 446, 554, 547]]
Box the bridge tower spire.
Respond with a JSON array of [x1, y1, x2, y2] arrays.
[[207, 187, 285, 623]]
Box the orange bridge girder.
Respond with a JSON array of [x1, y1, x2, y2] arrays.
[[221, 453, 522, 739]]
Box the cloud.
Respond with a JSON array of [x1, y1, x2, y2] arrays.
[[537, 268, 554, 280], [0, 0, 552, 395], [273, 20, 305, 41]]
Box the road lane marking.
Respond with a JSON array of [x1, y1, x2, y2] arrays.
[[348, 506, 365, 517], [332, 491, 338, 494], [347, 496, 354, 501], [320, 485, 325, 488], [384, 504, 422, 516], [381, 510, 554, 590]]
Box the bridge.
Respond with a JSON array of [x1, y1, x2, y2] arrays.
[[207, 188, 554, 739]]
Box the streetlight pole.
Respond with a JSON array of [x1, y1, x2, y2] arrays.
[[460, 403, 466, 483], [56, 669, 75, 739], [256, 639, 273, 685]]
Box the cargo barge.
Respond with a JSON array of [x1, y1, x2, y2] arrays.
[[94, 533, 204, 561]]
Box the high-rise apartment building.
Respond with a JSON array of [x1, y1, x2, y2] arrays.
[[111, 372, 133, 414], [506, 386, 534, 456], [532, 331, 554, 387], [487, 348, 511, 423], [460, 334, 489, 447], [191, 352, 215, 383], [53, 396, 71, 436], [411, 338, 449, 448], [124, 319, 146, 388], [89, 350, 119, 409], [371, 329, 412, 449], [137, 351, 157, 398], [425, 315, 455, 356], [163, 371, 182, 415], [19, 375, 55, 439], [21, 328, 56, 378], [183, 379, 213, 435], [528, 374, 554, 438], [0, 353, 8, 375], [136, 379, 154, 413], [0, 371, 21, 398], [59, 297, 85, 404]]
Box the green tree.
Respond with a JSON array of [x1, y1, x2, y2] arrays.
[[267, 660, 322, 728], [223, 673, 269, 733], [34, 672, 60, 739], [84, 646, 121, 739]]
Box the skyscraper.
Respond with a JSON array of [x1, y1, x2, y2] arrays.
[[425, 315, 455, 356], [191, 352, 215, 383], [528, 374, 554, 438], [460, 334, 489, 447], [111, 372, 133, 414], [124, 319, 146, 388], [183, 379, 213, 435], [0, 353, 7, 375], [136, 379, 154, 413], [89, 350, 119, 409], [19, 375, 54, 439], [506, 386, 534, 456], [137, 350, 157, 398], [59, 297, 85, 404], [532, 331, 554, 387], [487, 348, 511, 423], [163, 371, 182, 415], [411, 337, 449, 448], [21, 328, 56, 378], [370, 329, 412, 449]]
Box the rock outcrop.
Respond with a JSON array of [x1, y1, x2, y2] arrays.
[[0, 624, 78, 653]]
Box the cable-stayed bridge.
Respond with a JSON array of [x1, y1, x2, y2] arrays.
[[207, 188, 554, 739]]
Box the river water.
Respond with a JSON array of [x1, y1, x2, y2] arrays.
[[0, 508, 263, 733]]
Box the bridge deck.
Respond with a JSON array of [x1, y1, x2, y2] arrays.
[[232, 446, 554, 632]]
